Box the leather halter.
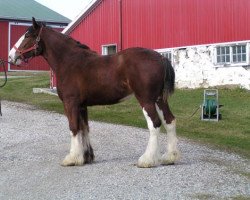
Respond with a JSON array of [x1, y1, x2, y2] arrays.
[[14, 26, 43, 61]]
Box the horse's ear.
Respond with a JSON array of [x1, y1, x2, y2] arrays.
[[41, 22, 46, 27], [32, 17, 39, 30]]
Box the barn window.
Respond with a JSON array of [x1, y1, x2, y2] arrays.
[[232, 45, 246, 63], [216, 46, 230, 64], [102, 44, 117, 55], [160, 51, 172, 62], [215, 44, 248, 65]]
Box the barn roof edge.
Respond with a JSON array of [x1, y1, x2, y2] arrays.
[[0, 16, 69, 25], [62, 0, 102, 34]]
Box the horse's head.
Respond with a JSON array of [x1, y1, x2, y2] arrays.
[[9, 17, 44, 65]]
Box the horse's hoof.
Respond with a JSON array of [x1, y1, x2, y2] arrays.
[[84, 149, 95, 164], [61, 154, 84, 167], [137, 154, 160, 168], [161, 150, 180, 165]]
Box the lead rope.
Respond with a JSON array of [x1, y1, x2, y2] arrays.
[[0, 59, 7, 88], [189, 105, 201, 119], [0, 59, 8, 116], [0, 58, 33, 116]]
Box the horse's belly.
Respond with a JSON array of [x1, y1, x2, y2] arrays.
[[118, 93, 134, 102], [86, 89, 133, 106]]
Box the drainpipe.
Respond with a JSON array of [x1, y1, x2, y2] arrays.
[[118, 0, 123, 51]]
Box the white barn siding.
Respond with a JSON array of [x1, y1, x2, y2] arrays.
[[158, 41, 250, 90]]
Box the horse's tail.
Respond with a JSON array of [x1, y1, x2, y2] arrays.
[[162, 57, 175, 102]]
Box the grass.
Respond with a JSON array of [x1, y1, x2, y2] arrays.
[[1, 72, 250, 158]]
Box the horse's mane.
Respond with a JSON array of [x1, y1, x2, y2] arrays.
[[30, 23, 97, 54], [76, 41, 90, 50]]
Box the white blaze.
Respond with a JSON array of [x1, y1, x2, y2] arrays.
[[8, 34, 25, 65]]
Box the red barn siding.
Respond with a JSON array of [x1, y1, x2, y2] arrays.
[[0, 21, 9, 72], [70, 0, 120, 54], [68, 0, 250, 51], [52, 0, 250, 88], [121, 0, 250, 49]]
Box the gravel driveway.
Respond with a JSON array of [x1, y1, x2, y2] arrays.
[[0, 101, 249, 200]]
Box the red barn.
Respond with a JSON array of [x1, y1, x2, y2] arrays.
[[60, 0, 250, 89], [0, 0, 70, 72], [64, 0, 250, 51]]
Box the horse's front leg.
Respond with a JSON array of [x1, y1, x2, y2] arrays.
[[79, 106, 94, 164], [61, 100, 93, 166]]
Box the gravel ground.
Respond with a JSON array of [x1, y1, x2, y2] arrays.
[[0, 101, 249, 200]]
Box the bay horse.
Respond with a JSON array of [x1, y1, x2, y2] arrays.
[[9, 18, 180, 168]]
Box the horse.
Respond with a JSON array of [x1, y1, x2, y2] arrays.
[[9, 17, 180, 168]]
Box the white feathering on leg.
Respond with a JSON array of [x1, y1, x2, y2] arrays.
[[137, 108, 161, 168], [61, 131, 84, 166], [156, 104, 180, 165]]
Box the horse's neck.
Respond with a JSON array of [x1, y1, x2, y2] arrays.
[[41, 28, 84, 72]]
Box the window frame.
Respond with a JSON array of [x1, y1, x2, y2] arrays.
[[214, 43, 249, 67], [216, 46, 231, 64], [101, 44, 117, 55], [160, 51, 172, 62], [232, 45, 247, 63], [155, 48, 174, 65]]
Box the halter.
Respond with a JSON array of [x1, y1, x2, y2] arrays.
[[14, 26, 43, 61]]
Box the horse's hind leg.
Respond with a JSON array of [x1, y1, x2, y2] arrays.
[[156, 99, 180, 165], [137, 103, 162, 168]]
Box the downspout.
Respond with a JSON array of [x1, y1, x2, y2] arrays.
[[118, 0, 123, 51]]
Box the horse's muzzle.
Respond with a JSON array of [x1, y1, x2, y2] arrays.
[[8, 56, 22, 66]]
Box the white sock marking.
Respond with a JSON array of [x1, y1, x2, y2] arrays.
[[138, 108, 161, 167], [62, 127, 92, 166], [70, 131, 84, 159], [81, 128, 91, 153], [156, 104, 180, 164], [166, 120, 178, 153]]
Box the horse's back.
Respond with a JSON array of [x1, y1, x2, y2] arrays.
[[116, 47, 168, 100]]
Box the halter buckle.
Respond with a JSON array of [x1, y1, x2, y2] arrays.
[[36, 37, 40, 42]]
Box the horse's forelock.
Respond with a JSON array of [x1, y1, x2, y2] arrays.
[[27, 26, 34, 34]]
